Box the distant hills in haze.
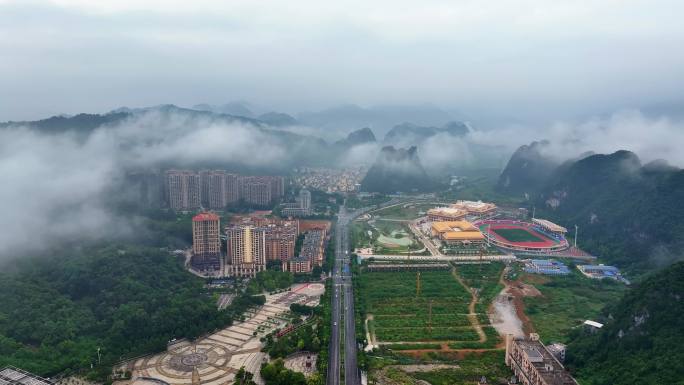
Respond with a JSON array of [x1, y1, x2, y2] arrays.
[[1, 103, 509, 178], [383, 121, 469, 146], [360, 145, 435, 193], [297, 104, 457, 138], [0, 105, 378, 173]]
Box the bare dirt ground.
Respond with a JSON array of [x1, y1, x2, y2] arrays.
[[372, 364, 460, 385], [489, 267, 539, 336]]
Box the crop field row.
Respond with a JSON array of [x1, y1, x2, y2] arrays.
[[374, 326, 481, 342], [453, 263, 504, 314], [359, 270, 478, 342], [373, 313, 472, 328]]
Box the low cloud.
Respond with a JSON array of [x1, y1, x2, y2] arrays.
[[0, 109, 294, 257], [1, 107, 682, 257], [469, 110, 684, 167]]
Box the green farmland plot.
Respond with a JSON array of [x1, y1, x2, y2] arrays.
[[359, 270, 476, 342], [453, 263, 504, 315]]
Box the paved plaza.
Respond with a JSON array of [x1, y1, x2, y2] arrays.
[[115, 283, 324, 385]]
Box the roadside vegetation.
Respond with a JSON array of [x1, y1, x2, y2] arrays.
[[521, 268, 627, 343]]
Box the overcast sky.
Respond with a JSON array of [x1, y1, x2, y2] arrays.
[[1, 0, 683, 121]]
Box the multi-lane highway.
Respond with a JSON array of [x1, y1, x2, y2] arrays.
[[327, 200, 408, 385], [326, 216, 343, 385], [327, 205, 360, 385]]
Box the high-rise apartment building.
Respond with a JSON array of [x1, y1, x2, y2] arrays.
[[225, 173, 241, 204], [263, 220, 299, 262], [282, 188, 313, 217], [299, 189, 311, 211], [200, 170, 230, 209], [191, 212, 221, 270], [166, 170, 201, 210], [165, 170, 283, 209], [226, 224, 266, 277], [240, 176, 285, 206]]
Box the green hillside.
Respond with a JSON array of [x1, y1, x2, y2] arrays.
[[566, 261, 684, 385], [499, 145, 684, 274], [535, 151, 684, 273], [0, 245, 262, 379]]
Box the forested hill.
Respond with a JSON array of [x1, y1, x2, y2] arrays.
[[498, 146, 684, 273], [0, 244, 262, 378], [566, 261, 684, 385], [496, 140, 559, 195], [360, 145, 435, 193]]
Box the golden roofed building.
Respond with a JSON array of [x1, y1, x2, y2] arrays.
[[450, 200, 497, 218], [431, 221, 485, 245], [427, 207, 468, 222]]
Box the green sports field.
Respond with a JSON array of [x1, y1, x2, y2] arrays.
[[492, 228, 545, 243]]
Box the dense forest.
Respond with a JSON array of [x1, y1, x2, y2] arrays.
[[0, 244, 262, 379], [498, 146, 684, 273], [566, 261, 684, 384]]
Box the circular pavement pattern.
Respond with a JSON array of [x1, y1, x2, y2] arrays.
[[168, 351, 208, 371]]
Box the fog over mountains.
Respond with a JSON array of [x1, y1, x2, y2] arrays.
[[1, 103, 684, 257]]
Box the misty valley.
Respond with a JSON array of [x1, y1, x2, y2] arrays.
[[2, 3, 684, 385], [1, 103, 683, 385]]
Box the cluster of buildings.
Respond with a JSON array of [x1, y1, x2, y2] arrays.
[[286, 230, 325, 273], [505, 333, 578, 385], [191, 212, 328, 276], [427, 200, 497, 222], [281, 189, 313, 217], [166, 170, 284, 211], [420, 200, 498, 252], [292, 166, 366, 193]]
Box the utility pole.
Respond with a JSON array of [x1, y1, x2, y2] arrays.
[[574, 225, 579, 248], [428, 300, 433, 335], [416, 272, 421, 297], [532, 206, 536, 220]]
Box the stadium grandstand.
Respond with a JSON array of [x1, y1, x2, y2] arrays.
[[532, 218, 567, 240]]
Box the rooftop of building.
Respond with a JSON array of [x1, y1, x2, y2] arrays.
[[427, 207, 468, 216], [529, 259, 566, 267], [583, 320, 604, 328], [513, 339, 578, 385], [450, 200, 497, 212], [442, 231, 485, 240], [579, 264, 619, 272], [432, 221, 479, 233], [532, 218, 568, 233], [193, 212, 220, 221]]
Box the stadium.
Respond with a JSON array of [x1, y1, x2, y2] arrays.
[[475, 218, 569, 254]]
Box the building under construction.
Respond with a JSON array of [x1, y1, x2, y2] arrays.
[[505, 333, 578, 385]]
